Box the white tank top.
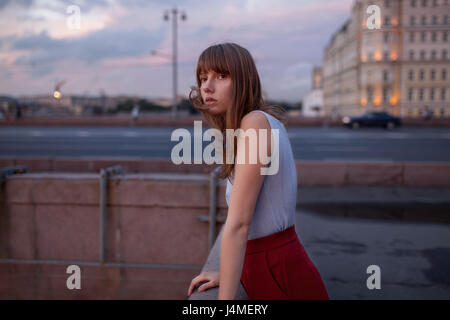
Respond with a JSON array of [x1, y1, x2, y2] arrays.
[[225, 110, 297, 240]]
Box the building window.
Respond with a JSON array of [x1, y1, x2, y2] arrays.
[[383, 70, 389, 81], [408, 88, 414, 101], [409, 69, 414, 80], [444, 15, 449, 24], [433, 0, 438, 6], [384, 33, 389, 43], [444, 31, 448, 42], [383, 87, 389, 103], [367, 86, 374, 103], [422, 15, 427, 25], [410, 32, 415, 42], [420, 50, 426, 60], [419, 88, 425, 101], [442, 88, 447, 101], [421, 31, 426, 42], [420, 69, 425, 80], [431, 69, 436, 80], [409, 50, 415, 60], [422, 0, 428, 6], [432, 31, 437, 42], [385, 0, 390, 7], [443, 69, 448, 80], [431, 50, 437, 59], [443, 49, 448, 60], [432, 15, 438, 24], [430, 88, 435, 101], [411, 0, 417, 7], [384, 51, 389, 61], [384, 16, 391, 26], [410, 16, 416, 25]]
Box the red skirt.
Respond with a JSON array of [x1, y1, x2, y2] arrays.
[[240, 225, 329, 300]]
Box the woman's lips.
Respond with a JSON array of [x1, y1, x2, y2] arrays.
[[205, 99, 217, 105]]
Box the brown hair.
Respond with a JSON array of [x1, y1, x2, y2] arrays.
[[189, 42, 287, 179]]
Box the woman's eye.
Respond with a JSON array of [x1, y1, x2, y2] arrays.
[[201, 74, 226, 82]]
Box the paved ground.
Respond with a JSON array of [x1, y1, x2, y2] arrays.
[[190, 203, 450, 300], [296, 208, 450, 299]]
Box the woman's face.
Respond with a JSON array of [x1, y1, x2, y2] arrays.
[[199, 69, 232, 116]]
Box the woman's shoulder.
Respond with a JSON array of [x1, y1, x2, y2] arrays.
[[240, 110, 271, 130]]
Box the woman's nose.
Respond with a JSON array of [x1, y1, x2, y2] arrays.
[[202, 79, 214, 93]]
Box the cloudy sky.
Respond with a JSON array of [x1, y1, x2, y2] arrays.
[[0, 0, 353, 103]]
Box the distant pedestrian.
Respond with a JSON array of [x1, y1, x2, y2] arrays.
[[16, 105, 22, 119], [130, 105, 139, 126], [423, 105, 432, 121], [331, 107, 338, 121]]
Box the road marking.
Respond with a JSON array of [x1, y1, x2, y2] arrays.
[[30, 131, 43, 137], [123, 131, 140, 137], [383, 133, 410, 139], [75, 131, 91, 137], [288, 132, 354, 139], [1, 144, 170, 151], [323, 158, 394, 162], [288, 132, 413, 139], [313, 146, 369, 152], [328, 133, 353, 138], [117, 145, 168, 150]]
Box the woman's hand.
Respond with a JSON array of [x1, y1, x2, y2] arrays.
[[187, 271, 220, 297]]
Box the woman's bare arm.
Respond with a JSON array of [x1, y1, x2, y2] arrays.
[[218, 111, 272, 300]]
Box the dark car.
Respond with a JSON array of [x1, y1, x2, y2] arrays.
[[342, 111, 402, 129]]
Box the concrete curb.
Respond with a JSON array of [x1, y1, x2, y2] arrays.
[[2, 157, 450, 187]]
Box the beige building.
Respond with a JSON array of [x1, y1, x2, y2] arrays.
[[303, 67, 324, 117], [323, 0, 449, 118]]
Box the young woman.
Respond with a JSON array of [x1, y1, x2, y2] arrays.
[[187, 42, 329, 300]]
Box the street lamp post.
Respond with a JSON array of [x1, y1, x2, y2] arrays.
[[164, 7, 187, 118]]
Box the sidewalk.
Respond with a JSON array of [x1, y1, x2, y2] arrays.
[[189, 205, 450, 300], [295, 208, 450, 299], [2, 114, 450, 127], [189, 186, 450, 300]]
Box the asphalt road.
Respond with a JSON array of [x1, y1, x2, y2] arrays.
[[1, 125, 450, 161]]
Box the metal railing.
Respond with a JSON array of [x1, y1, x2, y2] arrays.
[[0, 165, 221, 271], [197, 166, 225, 250], [0, 164, 242, 299], [99, 165, 122, 263], [0, 165, 28, 185]]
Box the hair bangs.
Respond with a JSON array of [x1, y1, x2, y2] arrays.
[[196, 45, 231, 82]]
